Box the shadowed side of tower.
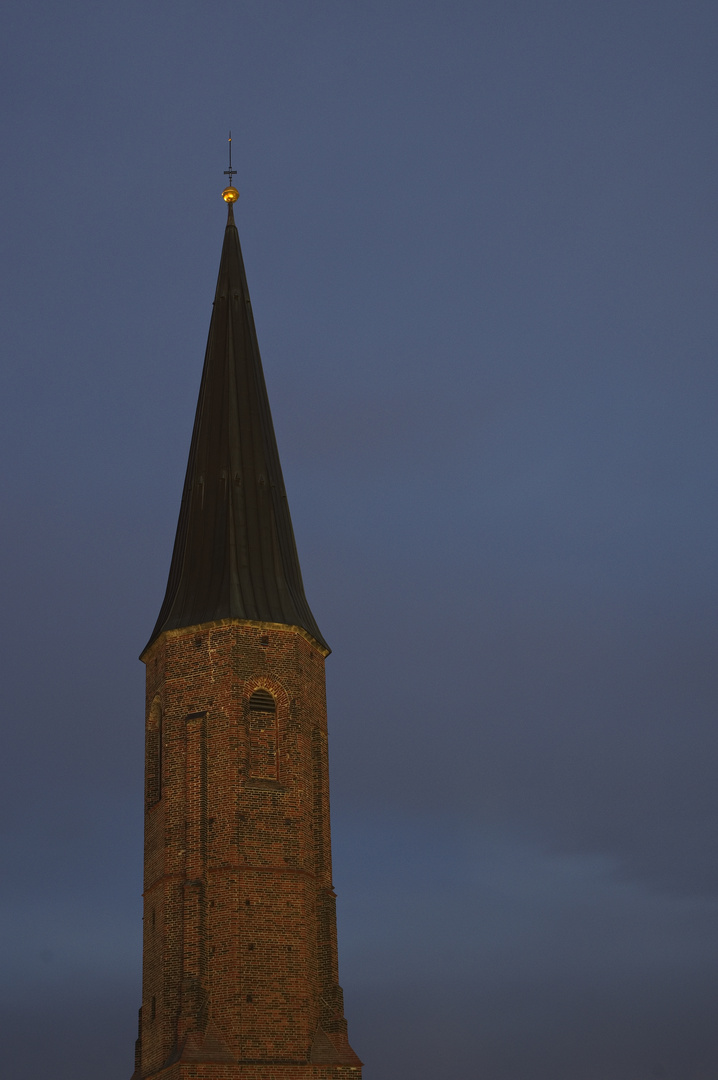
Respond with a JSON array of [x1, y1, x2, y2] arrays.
[[131, 186, 361, 1080]]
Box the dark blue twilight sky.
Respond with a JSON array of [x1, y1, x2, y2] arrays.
[[1, 3, 717, 1078]]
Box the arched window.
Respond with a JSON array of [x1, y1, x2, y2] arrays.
[[146, 698, 162, 805], [248, 689, 277, 780]]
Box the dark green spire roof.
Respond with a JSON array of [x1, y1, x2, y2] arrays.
[[145, 201, 328, 654]]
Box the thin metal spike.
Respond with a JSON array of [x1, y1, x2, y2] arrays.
[[224, 129, 237, 186]]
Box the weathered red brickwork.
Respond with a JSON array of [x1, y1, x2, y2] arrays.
[[132, 619, 361, 1079]]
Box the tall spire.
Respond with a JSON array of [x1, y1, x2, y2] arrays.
[[145, 185, 327, 653]]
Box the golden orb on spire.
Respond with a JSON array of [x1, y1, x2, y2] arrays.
[[222, 186, 239, 203]]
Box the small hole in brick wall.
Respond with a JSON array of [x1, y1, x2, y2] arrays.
[[287, 945, 292, 951], [247, 943, 255, 951], [261, 635, 269, 645], [246, 994, 253, 1002], [194, 636, 202, 648], [245, 899, 251, 906]]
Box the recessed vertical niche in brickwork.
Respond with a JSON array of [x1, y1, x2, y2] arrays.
[[145, 696, 162, 805], [248, 688, 278, 780]]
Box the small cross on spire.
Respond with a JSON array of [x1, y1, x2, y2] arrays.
[[224, 131, 237, 184], [222, 131, 239, 203]]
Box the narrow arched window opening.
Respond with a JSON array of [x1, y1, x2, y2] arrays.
[[248, 689, 277, 780], [249, 689, 276, 713]]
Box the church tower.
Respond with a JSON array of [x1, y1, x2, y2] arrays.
[[131, 176, 362, 1079]]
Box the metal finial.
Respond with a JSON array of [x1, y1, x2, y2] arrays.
[[222, 131, 239, 203]]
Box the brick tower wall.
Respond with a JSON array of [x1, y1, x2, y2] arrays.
[[135, 620, 361, 1078]]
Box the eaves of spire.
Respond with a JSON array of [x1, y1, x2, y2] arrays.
[[144, 198, 328, 655]]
